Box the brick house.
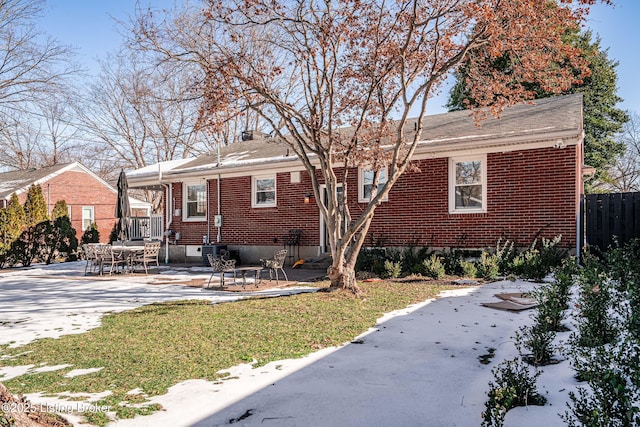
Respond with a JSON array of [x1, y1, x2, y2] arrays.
[[127, 94, 587, 264], [0, 162, 150, 243]]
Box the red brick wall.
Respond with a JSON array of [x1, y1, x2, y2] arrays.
[[363, 147, 578, 248], [170, 172, 319, 246], [168, 146, 579, 250], [17, 171, 117, 243]]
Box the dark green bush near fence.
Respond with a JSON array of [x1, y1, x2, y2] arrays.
[[564, 242, 640, 426], [565, 344, 640, 427], [573, 254, 618, 348], [604, 239, 640, 339], [81, 222, 100, 245]]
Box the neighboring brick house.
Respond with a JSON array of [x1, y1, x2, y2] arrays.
[[127, 94, 587, 264], [0, 162, 150, 243]]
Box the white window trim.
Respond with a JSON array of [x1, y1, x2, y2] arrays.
[[448, 154, 487, 214], [252, 175, 277, 208], [81, 206, 94, 231], [358, 167, 389, 203], [182, 180, 207, 222]]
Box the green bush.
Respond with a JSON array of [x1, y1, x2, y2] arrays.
[[562, 243, 640, 427], [511, 236, 567, 282], [400, 245, 433, 275], [515, 322, 556, 366], [494, 239, 517, 275], [460, 260, 477, 278], [564, 343, 640, 427], [477, 252, 500, 281], [383, 260, 402, 279], [8, 224, 43, 267], [108, 222, 119, 244], [81, 222, 100, 245], [422, 254, 445, 279], [606, 238, 640, 292], [355, 246, 388, 276], [441, 248, 464, 276], [46, 215, 79, 263], [573, 254, 618, 348], [482, 358, 546, 427]]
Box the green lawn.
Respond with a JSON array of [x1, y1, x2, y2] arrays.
[[0, 280, 456, 425]]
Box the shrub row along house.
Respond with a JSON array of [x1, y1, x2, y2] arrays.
[[127, 94, 588, 265], [0, 162, 150, 243]]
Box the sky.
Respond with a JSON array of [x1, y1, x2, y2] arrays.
[[38, 0, 640, 115]]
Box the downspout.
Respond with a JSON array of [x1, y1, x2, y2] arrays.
[[206, 178, 210, 244], [217, 142, 222, 243], [217, 173, 221, 243], [576, 132, 585, 264], [160, 165, 172, 264]]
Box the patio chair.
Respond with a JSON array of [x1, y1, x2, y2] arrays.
[[207, 253, 237, 287], [96, 244, 126, 275], [130, 241, 161, 274], [260, 249, 288, 284], [81, 244, 101, 275]]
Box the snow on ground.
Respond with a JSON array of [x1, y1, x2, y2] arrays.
[[0, 261, 317, 348], [0, 262, 580, 426]]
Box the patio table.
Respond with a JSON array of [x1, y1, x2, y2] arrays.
[[234, 266, 263, 288], [111, 246, 146, 273]]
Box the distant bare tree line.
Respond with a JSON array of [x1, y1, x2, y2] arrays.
[[0, 0, 260, 191], [600, 112, 640, 193]]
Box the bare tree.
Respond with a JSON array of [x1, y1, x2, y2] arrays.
[[0, 111, 40, 169], [76, 49, 212, 173], [35, 95, 82, 166], [134, 0, 603, 293], [0, 0, 80, 171], [0, 0, 77, 109], [604, 112, 640, 192]]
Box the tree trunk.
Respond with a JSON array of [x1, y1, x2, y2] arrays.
[[327, 262, 361, 296]]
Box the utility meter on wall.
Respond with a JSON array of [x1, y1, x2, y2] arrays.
[[214, 215, 223, 227]]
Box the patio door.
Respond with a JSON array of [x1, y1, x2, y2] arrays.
[[320, 185, 344, 254]]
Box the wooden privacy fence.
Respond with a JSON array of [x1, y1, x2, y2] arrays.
[[585, 192, 640, 252]]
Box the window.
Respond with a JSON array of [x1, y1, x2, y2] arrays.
[[359, 167, 388, 202], [184, 182, 207, 220], [81, 206, 94, 230], [449, 155, 487, 213], [253, 175, 276, 207]]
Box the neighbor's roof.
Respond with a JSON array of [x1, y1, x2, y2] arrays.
[[0, 163, 76, 200], [128, 94, 583, 184]]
